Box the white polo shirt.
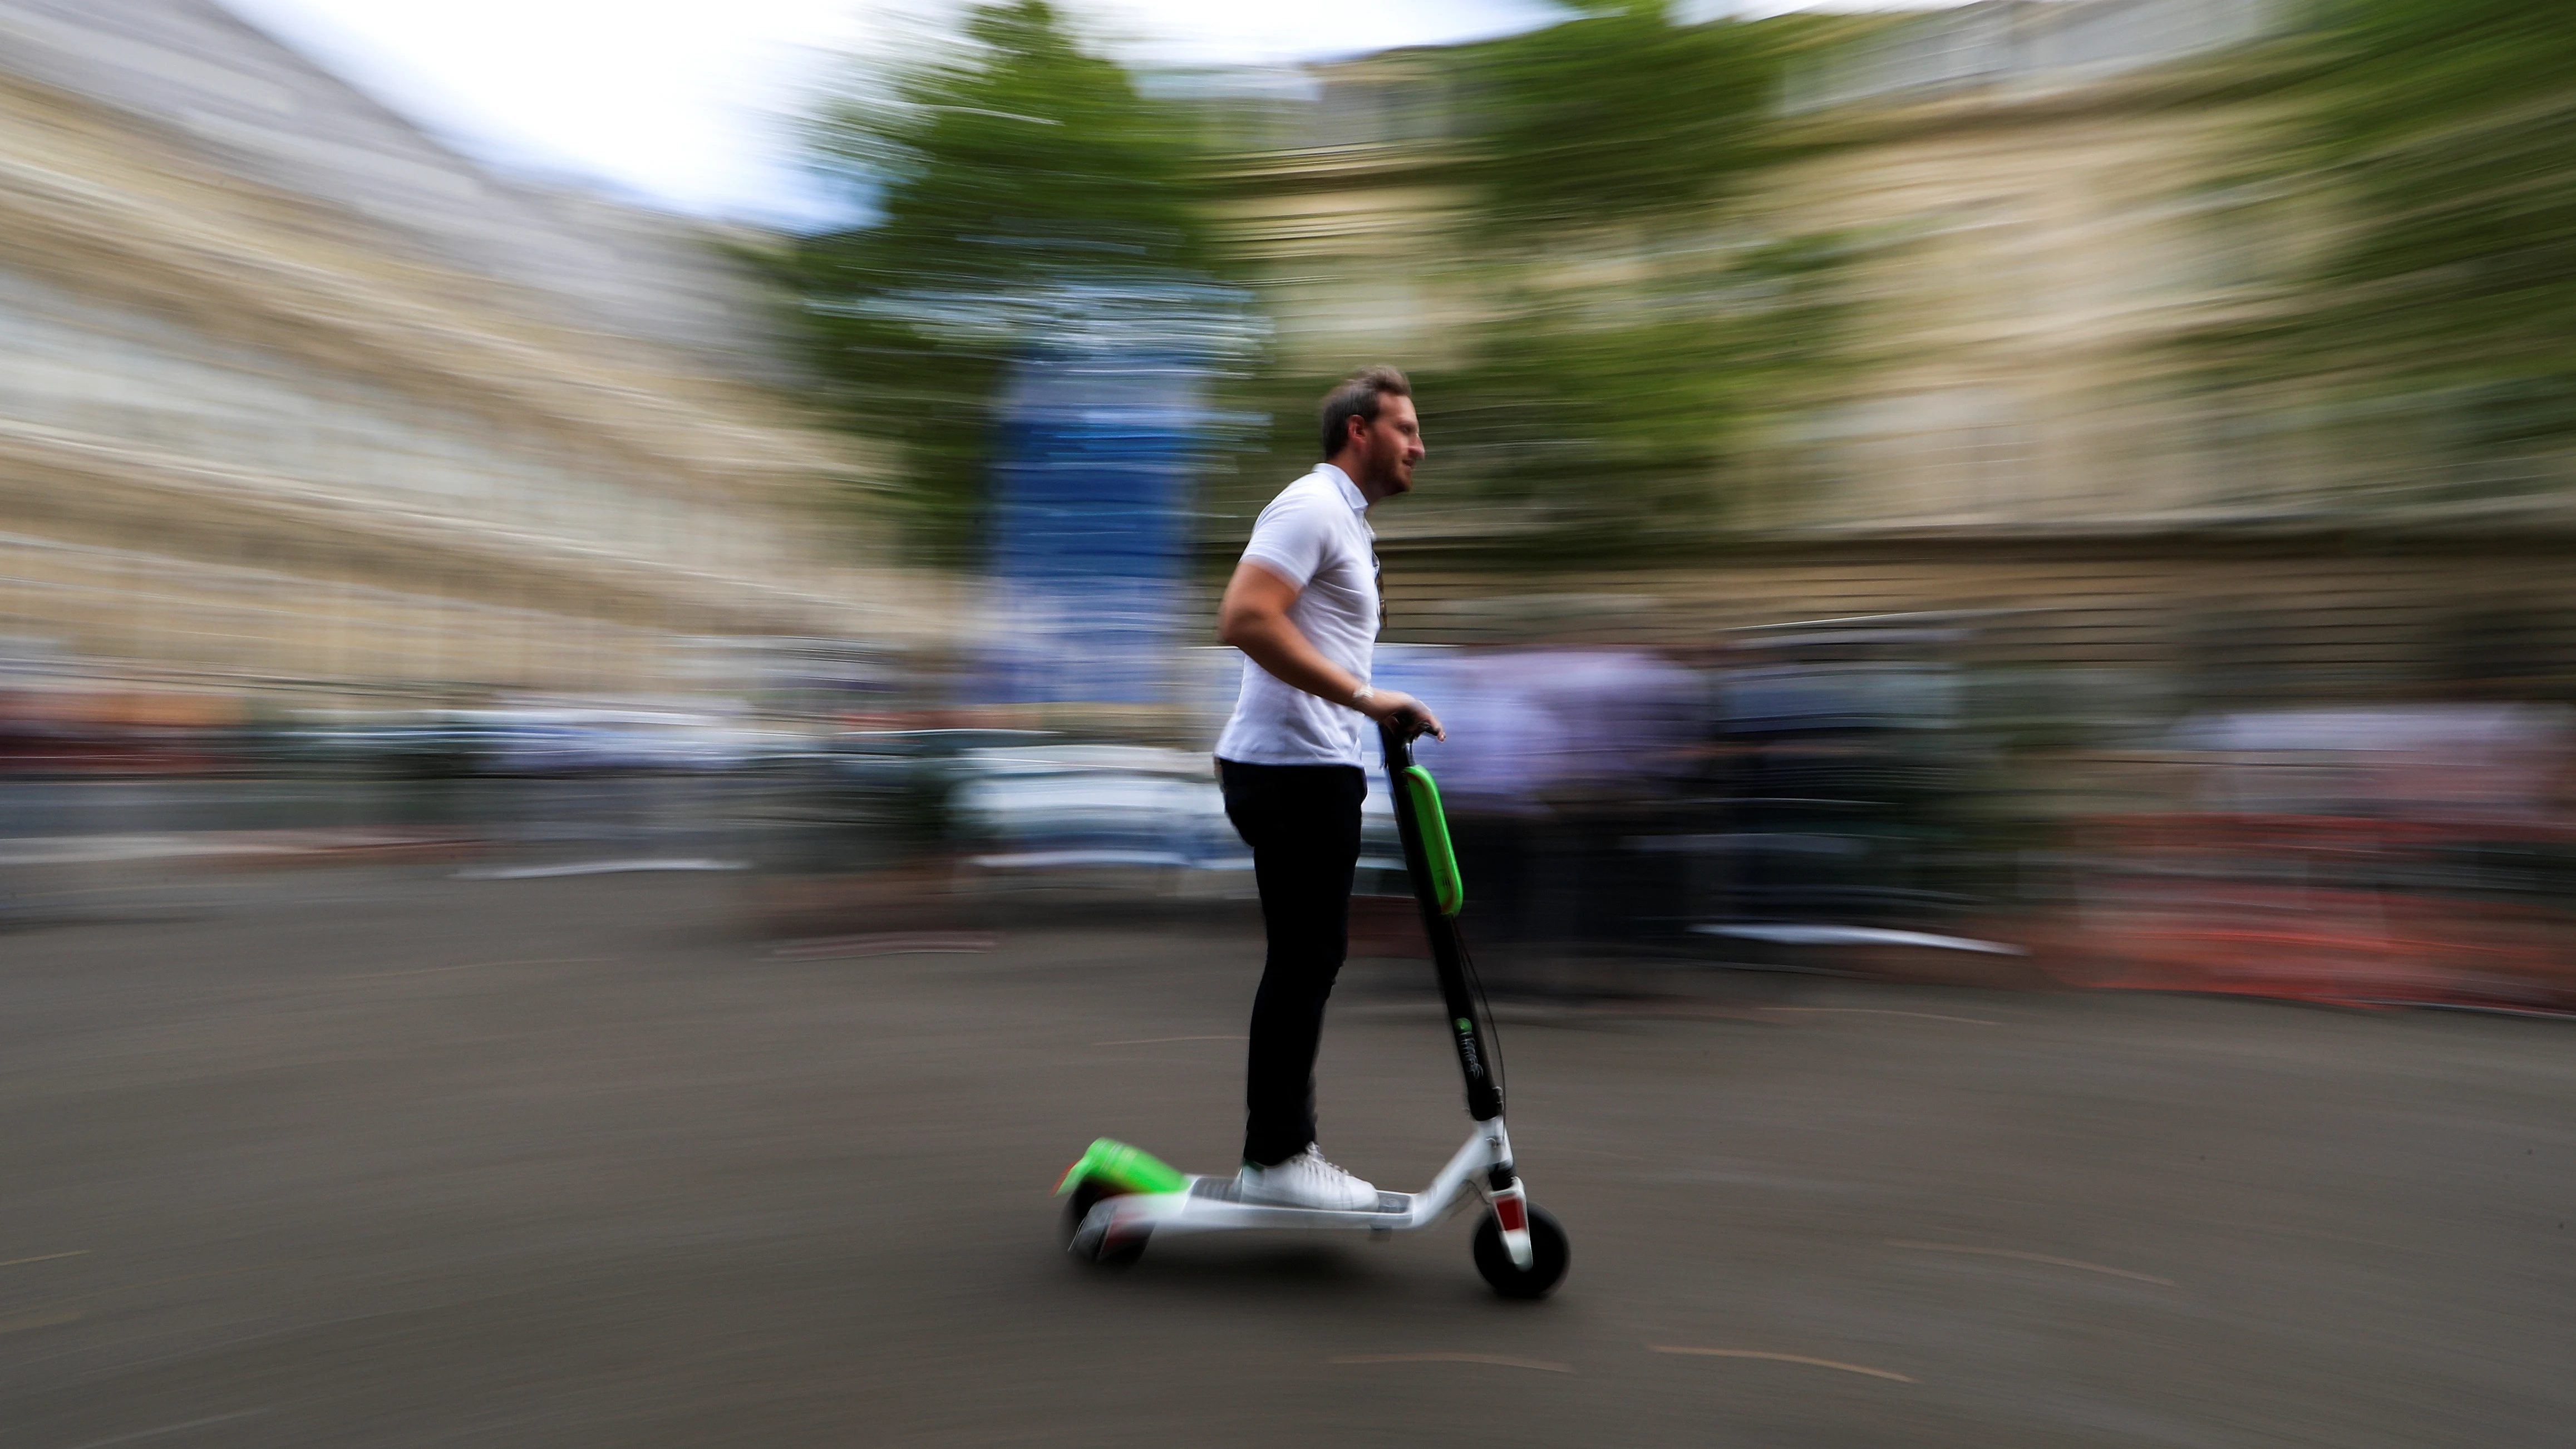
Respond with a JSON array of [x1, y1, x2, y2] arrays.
[[1214, 464, 1380, 767]]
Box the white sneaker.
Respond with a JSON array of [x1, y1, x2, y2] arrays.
[[1237, 1144, 1377, 1210]]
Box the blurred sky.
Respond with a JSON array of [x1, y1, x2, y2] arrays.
[[217, 0, 1967, 228]]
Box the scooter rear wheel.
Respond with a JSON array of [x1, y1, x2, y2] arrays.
[[1471, 1204, 1568, 1299], [1062, 1182, 1146, 1268]]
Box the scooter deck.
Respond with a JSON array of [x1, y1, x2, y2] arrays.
[[1187, 1175, 1413, 1215], [1068, 1180, 1444, 1259], [1064, 1123, 1506, 1259]]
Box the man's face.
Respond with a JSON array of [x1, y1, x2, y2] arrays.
[[1352, 395, 1425, 497]]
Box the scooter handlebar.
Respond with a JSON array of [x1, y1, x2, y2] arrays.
[[1376, 711, 1434, 767]]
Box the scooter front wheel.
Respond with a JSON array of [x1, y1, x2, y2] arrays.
[[1471, 1204, 1568, 1299]]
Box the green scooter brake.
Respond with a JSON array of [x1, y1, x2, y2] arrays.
[[1401, 765, 1464, 916]]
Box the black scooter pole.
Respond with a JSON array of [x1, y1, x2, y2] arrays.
[[1379, 718, 1504, 1124]]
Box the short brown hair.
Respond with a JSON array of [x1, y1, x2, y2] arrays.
[[1318, 365, 1411, 459]]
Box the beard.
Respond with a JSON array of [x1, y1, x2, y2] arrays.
[[1365, 445, 1412, 496]]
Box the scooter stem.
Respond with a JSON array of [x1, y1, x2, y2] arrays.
[[1381, 719, 1532, 1269], [1379, 718, 1504, 1124]]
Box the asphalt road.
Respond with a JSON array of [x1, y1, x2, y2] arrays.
[[2, 866, 2570, 1447]]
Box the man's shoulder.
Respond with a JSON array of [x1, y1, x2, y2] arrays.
[[1252, 470, 1341, 527], [1263, 469, 1336, 507]]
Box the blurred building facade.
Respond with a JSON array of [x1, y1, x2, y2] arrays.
[[1208, 0, 2576, 703], [0, 0, 944, 712]]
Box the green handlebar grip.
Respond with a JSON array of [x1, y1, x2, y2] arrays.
[[1401, 765, 1465, 916], [1055, 1138, 1188, 1197]]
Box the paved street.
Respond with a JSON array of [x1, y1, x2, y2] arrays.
[[2, 866, 2570, 1447]]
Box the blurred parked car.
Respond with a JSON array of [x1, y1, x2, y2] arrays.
[[950, 743, 1244, 875]]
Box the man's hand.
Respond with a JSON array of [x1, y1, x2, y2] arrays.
[[1357, 688, 1444, 742]]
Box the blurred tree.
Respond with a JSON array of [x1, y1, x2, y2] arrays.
[[2225, 0, 2576, 476], [780, 1, 1228, 559], [1416, 9, 1857, 549], [1419, 234, 1855, 549], [1459, 3, 1804, 240]]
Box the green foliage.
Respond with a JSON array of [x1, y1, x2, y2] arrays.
[[780, 2, 1225, 559], [1408, 12, 1856, 546], [1420, 234, 1856, 547], [780, 1, 1854, 561], [2240, 0, 2576, 459], [1457, 6, 1825, 239]]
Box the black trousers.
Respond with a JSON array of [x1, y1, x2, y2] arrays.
[[1217, 758, 1366, 1167]]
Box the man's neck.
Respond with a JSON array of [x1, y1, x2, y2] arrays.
[[1324, 454, 1386, 505]]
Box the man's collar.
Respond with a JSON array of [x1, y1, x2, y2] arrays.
[[1315, 462, 1368, 511]]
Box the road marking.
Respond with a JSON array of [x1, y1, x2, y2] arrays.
[[772, 933, 997, 959], [337, 958, 609, 979], [1092, 1035, 1248, 1046], [1331, 1353, 1572, 1372], [0, 1250, 88, 1269], [1887, 1239, 2175, 1285], [455, 859, 747, 879], [1766, 1008, 2001, 1026], [0, 1309, 81, 1333], [63, 1409, 270, 1448], [38, 1260, 287, 1311], [1647, 1346, 1915, 1382], [1694, 924, 2025, 955]]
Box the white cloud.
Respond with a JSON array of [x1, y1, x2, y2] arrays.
[[1075, 0, 1566, 67]]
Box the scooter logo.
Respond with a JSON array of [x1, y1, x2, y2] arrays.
[[1454, 1018, 1483, 1078], [1455, 1018, 1471, 1032]]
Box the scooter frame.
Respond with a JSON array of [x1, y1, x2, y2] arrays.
[[1063, 718, 1549, 1282]]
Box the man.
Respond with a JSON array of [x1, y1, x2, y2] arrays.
[[1213, 364, 1444, 1210]]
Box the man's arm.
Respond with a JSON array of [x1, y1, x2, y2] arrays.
[[1217, 559, 1444, 739]]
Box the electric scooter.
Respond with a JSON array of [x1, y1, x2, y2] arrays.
[[1056, 717, 1570, 1299]]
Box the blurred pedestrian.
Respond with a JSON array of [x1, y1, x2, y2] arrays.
[[1211, 364, 1442, 1209]]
